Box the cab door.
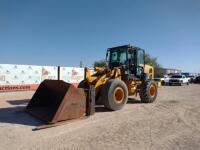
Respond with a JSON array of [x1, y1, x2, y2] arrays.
[[136, 49, 145, 77]]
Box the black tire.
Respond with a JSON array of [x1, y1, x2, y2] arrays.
[[161, 81, 165, 85], [78, 80, 89, 89], [100, 79, 128, 111], [187, 82, 189, 85], [139, 80, 157, 103]]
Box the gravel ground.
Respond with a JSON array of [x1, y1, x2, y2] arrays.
[[0, 84, 200, 150]]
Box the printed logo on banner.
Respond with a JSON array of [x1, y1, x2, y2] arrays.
[[0, 75, 5, 81], [42, 68, 49, 75], [41, 67, 57, 81], [60, 67, 84, 83], [14, 65, 18, 69], [41, 68, 49, 80], [71, 68, 80, 83]]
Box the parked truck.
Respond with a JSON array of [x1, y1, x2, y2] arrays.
[[169, 74, 189, 86]]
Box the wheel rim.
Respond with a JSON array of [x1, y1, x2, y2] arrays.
[[113, 87, 124, 104], [149, 84, 156, 97]]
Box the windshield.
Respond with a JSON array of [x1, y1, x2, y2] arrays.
[[109, 49, 127, 65], [171, 75, 182, 78]]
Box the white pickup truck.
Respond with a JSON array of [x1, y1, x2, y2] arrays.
[[155, 75, 170, 85], [169, 75, 190, 86]]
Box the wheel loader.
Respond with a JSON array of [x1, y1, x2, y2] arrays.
[[26, 44, 157, 125]]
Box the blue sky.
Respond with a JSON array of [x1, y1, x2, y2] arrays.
[[0, 0, 200, 72]]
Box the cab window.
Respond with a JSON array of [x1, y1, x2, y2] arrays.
[[110, 49, 127, 65], [137, 50, 144, 66], [128, 51, 134, 64]]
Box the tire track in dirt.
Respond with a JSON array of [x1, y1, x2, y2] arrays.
[[153, 131, 200, 150], [182, 105, 200, 131], [149, 100, 200, 150]]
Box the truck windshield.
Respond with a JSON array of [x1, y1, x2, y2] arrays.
[[172, 75, 182, 78]]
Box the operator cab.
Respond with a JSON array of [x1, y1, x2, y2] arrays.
[[106, 45, 145, 79]]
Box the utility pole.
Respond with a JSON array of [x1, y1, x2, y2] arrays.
[[80, 61, 83, 68]]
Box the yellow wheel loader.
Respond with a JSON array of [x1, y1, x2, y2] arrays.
[[78, 44, 157, 110], [26, 45, 157, 125]]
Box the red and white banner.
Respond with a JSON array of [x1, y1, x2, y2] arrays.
[[60, 67, 84, 87], [0, 64, 98, 92], [0, 64, 86, 92]]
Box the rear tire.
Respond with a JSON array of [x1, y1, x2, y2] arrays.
[[139, 80, 157, 103], [100, 79, 128, 111]]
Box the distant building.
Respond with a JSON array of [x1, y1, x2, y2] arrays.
[[155, 68, 181, 76]]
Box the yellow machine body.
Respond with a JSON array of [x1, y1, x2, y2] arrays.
[[85, 64, 156, 97]]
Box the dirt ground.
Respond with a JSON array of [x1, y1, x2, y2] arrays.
[[0, 84, 200, 150]]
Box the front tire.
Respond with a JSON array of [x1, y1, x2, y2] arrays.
[[78, 80, 89, 89], [139, 80, 157, 103], [100, 79, 128, 111]]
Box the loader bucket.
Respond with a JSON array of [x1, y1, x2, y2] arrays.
[[26, 80, 86, 124]]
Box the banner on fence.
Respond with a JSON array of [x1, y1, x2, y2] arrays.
[[0, 64, 58, 91], [0, 64, 87, 91], [60, 67, 84, 87]]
